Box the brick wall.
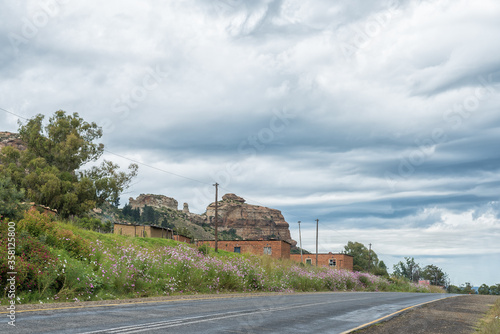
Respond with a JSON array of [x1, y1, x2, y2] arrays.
[[290, 253, 353, 271], [173, 235, 192, 243], [196, 240, 291, 260], [113, 223, 172, 239]]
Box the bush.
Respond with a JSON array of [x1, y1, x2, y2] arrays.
[[72, 217, 113, 233], [17, 209, 56, 238], [18, 210, 91, 260], [0, 226, 62, 296], [197, 243, 210, 255]]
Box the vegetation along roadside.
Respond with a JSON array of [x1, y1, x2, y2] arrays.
[[0, 210, 442, 306]]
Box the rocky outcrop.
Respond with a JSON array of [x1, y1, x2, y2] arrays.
[[126, 193, 297, 246], [0, 132, 26, 151], [222, 193, 245, 203], [206, 193, 297, 247], [129, 194, 178, 211]]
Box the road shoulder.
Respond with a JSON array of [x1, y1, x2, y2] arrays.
[[354, 295, 499, 334]]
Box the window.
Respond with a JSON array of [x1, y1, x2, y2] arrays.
[[329, 259, 336, 267], [306, 258, 312, 265], [234, 247, 241, 253], [264, 247, 272, 255]]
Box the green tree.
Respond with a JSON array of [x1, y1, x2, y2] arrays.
[[81, 160, 137, 206], [122, 203, 140, 222], [393, 257, 420, 282], [141, 205, 157, 224], [478, 284, 490, 295], [0, 110, 138, 217], [372, 260, 389, 277], [421, 264, 448, 286], [343, 241, 379, 272], [447, 284, 461, 293], [461, 282, 476, 294], [0, 176, 27, 220], [18, 111, 104, 172], [490, 284, 500, 295]]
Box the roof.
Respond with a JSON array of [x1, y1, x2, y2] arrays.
[[296, 253, 354, 258], [113, 222, 173, 231]]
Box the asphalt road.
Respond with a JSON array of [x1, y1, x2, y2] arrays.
[[2, 292, 454, 334]]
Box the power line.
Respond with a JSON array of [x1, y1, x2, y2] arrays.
[[103, 149, 209, 186], [0, 107, 29, 121]]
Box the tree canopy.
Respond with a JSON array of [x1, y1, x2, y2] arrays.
[[0, 110, 138, 217], [392, 257, 421, 283], [343, 241, 387, 276], [392, 258, 449, 286], [420, 264, 448, 286], [0, 176, 27, 220]]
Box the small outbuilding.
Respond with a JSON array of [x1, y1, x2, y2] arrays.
[[113, 222, 173, 239]]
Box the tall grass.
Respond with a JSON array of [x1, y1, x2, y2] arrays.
[[476, 297, 500, 334]]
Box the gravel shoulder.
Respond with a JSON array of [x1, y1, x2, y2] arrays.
[[355, 294, 499, 334]]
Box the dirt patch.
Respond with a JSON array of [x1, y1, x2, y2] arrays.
[[355, 295, 499, 334]]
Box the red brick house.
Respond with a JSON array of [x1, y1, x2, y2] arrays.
[[290, 252, 353, 271], [196, 239, 291, 260]]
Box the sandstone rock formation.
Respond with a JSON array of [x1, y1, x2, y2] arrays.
[[222, 193, 245, 203], [206, 193, 297, 246], [0, 132, 26, 151], [129, 194, 178, 211]]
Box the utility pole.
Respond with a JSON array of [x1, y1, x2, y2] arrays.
[[315, 219, 319, 267], [368, 243, 372, 272], [298, 221, 303, 263], [213, 183, 219, 252]]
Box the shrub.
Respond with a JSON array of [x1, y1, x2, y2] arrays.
[[0, 228, 61, 296], [197, 243, 210, 255], [17, 209, 56, 238], [17, 210, 91, 260]]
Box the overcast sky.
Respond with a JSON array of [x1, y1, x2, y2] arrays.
[[1, 0, 499, 286]]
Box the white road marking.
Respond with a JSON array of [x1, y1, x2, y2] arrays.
[[79, 297, 372, 333]]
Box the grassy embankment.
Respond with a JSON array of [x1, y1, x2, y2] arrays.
[[1, 210, 441, 305], [476, 297, 500, 333]]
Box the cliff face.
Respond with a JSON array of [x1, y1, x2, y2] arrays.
[[0, 132, 26, 151], [129, 194, 178, 211], [206, 193, 297, 247]]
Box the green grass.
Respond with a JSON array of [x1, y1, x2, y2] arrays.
[[476, 297, 500, 333]]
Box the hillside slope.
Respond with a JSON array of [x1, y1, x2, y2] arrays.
[[0, 210, 436, 306]]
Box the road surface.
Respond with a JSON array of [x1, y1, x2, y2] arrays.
[[2, 292, 455, 333]]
